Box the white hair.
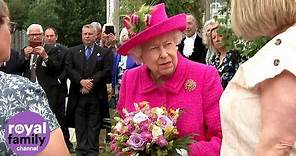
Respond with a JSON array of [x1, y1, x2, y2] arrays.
[[26, 24, 43, 35], [129, 30, 183, 64], [91, 22, 102, 31]]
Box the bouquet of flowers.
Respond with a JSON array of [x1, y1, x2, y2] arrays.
[[109, 101, 192, 156]]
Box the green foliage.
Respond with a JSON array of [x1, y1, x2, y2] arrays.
[[7, 0, 30, 30], [25, 0, 60, 29], [215, 0, 269, 57], [120, 0, 203, 27], [164, 0, 203, 22], [7, 0, 106, 47], [132, 4, 152, 33]]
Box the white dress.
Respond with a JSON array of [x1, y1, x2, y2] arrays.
[[220, 26, 296, 156]]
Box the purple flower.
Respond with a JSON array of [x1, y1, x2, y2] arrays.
[[127, 133, 146, 150], [111, 142, 117, 151], [140, 131, 152, 142], [157, 115, 173, 128], [156, 136, 168, 148], [140, 121, 150, 131], [127, 124, 134, 133]]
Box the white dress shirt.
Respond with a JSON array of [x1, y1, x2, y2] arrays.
[[183, 33, 197, 58]]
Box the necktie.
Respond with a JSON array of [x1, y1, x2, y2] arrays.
[[85, 47, 92, 60], [30, 54, 37, 83]]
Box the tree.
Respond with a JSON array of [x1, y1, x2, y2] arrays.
[[215, 0, 269, 57], [56, 0, 107, 46], [7, 0, 106, 47], [25, 0, 60, 29], [120, 0, 204, 27], [7, 0, 32, 30]]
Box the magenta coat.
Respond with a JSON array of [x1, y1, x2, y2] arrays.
[[117, 53, 223, 156]]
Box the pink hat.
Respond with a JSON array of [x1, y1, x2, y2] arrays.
[[118, 3, 186, 56]]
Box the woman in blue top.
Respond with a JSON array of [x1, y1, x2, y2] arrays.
[[111, 28, 139, 106], [209, 25, 247, 88]]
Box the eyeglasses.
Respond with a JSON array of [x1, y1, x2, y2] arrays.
[[9, 21, 17, 34], [28, 33, 43, 39]]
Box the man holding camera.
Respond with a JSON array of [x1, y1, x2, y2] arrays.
[[22, 23, 63, 100], [21, 24, 66, 145]]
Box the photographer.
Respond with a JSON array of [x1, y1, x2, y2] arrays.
[[20, 24, 67, 150], [101, 23, 117, 50]]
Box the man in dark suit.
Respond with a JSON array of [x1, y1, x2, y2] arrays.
[[43, 26, 74, 152], [22, 24, 64, 107], [21, 24, 67, 148], [66, 24, 113, 156], [0, 49, 24, 75], [178, 14, 206, 63]]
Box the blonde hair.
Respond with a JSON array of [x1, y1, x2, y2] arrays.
[[0, 0, 9, 25], [231, 0, 296, 40], [129, 30, 183, 64], [119, 27, 129, 44], [208, 26, 219, 54], [202, 19, 216, 46]]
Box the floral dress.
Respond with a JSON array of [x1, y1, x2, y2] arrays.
[[0, 71, 59, 155], [210, 50, 248, 89]]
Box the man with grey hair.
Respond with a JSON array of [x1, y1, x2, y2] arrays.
[[66, 24, 113, 156], [178, 14, 206, 63], [90, 21, 102, 45], [21, 24, 68, 151]]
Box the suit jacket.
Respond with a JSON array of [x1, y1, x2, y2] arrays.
[[65, 44, 113, 127], [0, 49, 24, 75], [55, 43, 69, 98], [21, 44, 64, 109], [178, 35, 206, 63]]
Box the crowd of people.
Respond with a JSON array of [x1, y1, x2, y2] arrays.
[[1, 0, 296, 155]]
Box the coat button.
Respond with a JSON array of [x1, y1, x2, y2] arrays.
[[275, 39, 281, 45], [274, 59, 280, 66]]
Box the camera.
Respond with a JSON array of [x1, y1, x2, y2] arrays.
[[104, 25, 115, 35], [29, 41, 42, 48]]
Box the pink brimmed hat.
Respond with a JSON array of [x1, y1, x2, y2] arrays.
[[118, 3, 186, 56]]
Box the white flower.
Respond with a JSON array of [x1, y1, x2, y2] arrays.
[[152, 125, 163, 138], [132, 112, 148, 123], [152, 107, 164, 116], [97, 53, 100, 56], [176, 149, 188, 156], [114, 122, 123, 131]]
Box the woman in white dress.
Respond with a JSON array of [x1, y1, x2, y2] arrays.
[[220, 0, 296, 156]]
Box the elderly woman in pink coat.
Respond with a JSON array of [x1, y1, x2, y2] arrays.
[[116, 3, 223, 155]]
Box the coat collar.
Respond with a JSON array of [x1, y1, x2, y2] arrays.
[[140, 52, 189, 94]]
